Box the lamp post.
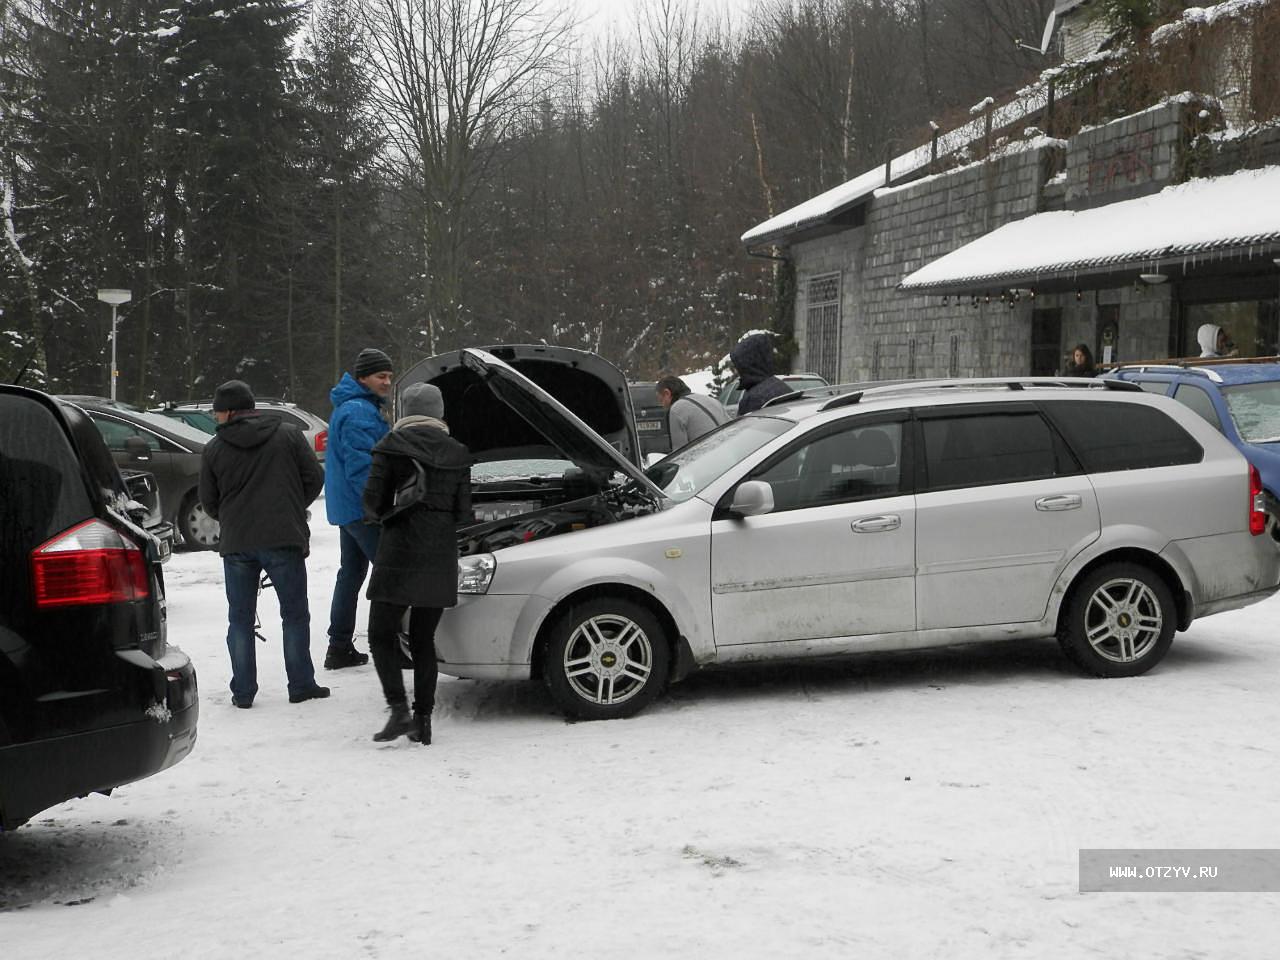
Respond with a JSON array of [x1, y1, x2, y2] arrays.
[[96, 288, 131, 401]]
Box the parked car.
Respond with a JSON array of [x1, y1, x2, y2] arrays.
[[58, 395, 219, 549], [717, 372, 829, 418], [0, 385, 198, 831], [169, 398, 328, 462], [1103, 360, 1280, 529], [629, 381, 671, 460], [398, 343, 641, 524], [420, 354, 1280, 720]]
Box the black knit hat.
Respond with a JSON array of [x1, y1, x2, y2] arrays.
[[354, 347, 393, 379], [212, 379, 255, 412]]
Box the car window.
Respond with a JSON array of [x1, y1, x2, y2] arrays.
[[1133, 380, 1171, 395], [921, 411, 1068, 490], [646, 416, 793, 502], [721, 381, 741, 406], [1173, 384, 1222, 432], [91, 413, 163, 452], [0, 395, 95, 559], [1042, 400, 1202, 472], [131, 410, 208, 446], [1221, 381, 1280, 443], [752, 420, 904, 511]]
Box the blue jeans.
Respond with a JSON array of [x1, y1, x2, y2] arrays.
[[326, 521, 381, 648], [224, 548, 316, 702]]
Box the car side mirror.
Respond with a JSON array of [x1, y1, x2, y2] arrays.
[[729, 480, 775, 518], [124, 436, 151, 461]]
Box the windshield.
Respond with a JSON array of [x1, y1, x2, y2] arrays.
[[1223, 382, 1280, 443], [646, 415, 793, 502]]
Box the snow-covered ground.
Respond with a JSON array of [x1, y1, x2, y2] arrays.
[[3, 514, 1279, 957]]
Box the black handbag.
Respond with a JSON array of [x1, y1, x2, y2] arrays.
[[382, 460, 428, 522]]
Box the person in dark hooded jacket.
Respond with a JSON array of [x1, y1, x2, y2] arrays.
[[362, 382, 474, 746], [199, 380, 327, 708], [730, 333, 791, 415]]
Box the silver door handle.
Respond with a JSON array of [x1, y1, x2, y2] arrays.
[[1035, 494, 1082, 512], [851, 515, 901, 532]]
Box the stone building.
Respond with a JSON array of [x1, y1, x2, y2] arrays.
[[743, 0, 1280, 383]]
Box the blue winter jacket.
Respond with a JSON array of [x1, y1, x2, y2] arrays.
[[324, 373, 390, 526]]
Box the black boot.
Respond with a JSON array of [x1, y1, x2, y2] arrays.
[[372, 702, 413, 742], [408, 713, 431, 745]]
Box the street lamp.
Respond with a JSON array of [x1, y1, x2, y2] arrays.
[[97, 288, 131, 401]]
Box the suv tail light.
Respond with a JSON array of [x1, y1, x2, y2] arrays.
[[314, 429, 327, 453], [31, 519, 150, 608], [1249, 465, 1266, 536]]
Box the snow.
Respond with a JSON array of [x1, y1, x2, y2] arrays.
[[3, 515, 1280, 955], [899, 164, 1280, 290]]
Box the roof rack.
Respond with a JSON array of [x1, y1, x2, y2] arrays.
[[817, 376, 1139, 412]]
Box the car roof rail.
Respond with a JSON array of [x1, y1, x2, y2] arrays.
[[816, 376, 1139, 411], [1109, 363, 1223, 382]]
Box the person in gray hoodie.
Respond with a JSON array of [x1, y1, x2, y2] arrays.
[[362, 382, 474, 746], [656, 375, 728, 449]]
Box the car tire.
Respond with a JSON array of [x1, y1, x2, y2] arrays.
[[1057, 562, 1176, 678], [543, 597, 670, 720], [178, 491, 220, 551]]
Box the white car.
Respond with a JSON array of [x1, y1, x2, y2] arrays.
[[433, 350, 1280, 720], [170, 398, 329, 462]]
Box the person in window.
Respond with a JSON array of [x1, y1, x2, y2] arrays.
[[1197, 323, 1238, 358], [655, 376, 727, 449], [362, 382, 473, 746], [730, 333, 791, 415], [1064, 343, 1097, 377]]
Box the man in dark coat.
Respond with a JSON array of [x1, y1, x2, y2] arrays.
[[730, 333, 791, 415], [361, 382, 473, 745], [199, 380, 328, 708]]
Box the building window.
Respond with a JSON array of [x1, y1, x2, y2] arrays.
[[1030, 308, 1062, 375], [805, 273, 841, 383]]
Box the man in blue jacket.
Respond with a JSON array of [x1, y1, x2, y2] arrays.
[[324, 348, 394, 669]]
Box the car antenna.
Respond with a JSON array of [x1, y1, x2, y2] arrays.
[[7, 346, 40, 385]]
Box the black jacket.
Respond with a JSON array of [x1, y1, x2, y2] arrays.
[[199, 412, 324, 555], [731, 334, 791, 415], [362, 420, 474, 608]]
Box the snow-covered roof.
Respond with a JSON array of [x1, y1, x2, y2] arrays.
[[897, 165, 1280, 293], [740, 86, 1050, 248]]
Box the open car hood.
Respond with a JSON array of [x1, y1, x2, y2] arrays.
[[399, 345, 667, 501]]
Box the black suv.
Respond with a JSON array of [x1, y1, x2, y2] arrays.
[[0, 386, 198, 831]]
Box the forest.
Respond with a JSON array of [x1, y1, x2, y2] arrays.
[[3, 0, 1067, 412]]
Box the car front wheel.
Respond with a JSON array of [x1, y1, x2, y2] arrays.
[[1058, 562, 1175, 678], [543, 597, 669, 720], [178, 492, 220, 550]]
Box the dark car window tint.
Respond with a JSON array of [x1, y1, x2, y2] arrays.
[[753, 421, 903, 511], [1173, 385, 1222, 432], [922, 412, 1062, 490], [91, 414, 162, 451], [0, 396, 95, 623], [1134, 380, 1170, 395], [1043, 400, 1202, 472]]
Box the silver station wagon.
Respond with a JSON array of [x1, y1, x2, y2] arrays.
[[428, 350, 1280, 720]]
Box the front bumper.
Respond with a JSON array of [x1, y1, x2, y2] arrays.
[[433, 593, 546, 681]]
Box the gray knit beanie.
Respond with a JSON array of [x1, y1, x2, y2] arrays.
[[353, 347, 393, 379], [400, 382, 444, 420]]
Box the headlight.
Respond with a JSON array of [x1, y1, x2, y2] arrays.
[[458, 553, 496, 594]]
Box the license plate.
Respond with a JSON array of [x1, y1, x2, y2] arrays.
[[637, 420, 663, 432]]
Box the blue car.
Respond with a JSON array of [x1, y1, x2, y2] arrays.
[[1104, 361, 1280, 521]]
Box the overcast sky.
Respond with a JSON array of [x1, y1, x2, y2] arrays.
[[574, 0, 760, 45]]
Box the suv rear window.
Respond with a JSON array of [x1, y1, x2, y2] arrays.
[[1043, 400, 1202, 472], [0, 395, 95, 623]]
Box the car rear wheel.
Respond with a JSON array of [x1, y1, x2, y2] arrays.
[[543, 597, 669, 720], [1058, 562, 1175, 677], [178, 492, 220, 550]]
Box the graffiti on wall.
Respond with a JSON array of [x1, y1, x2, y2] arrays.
[[1086, 131, 1155, 193]]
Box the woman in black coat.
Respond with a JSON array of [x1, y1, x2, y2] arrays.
[[362, 382, 473, 745], [1064, 342, 1098, 378]]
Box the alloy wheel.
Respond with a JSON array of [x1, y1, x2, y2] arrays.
[[1083, 577, 1163, 663], [562, 613, 655, 706]]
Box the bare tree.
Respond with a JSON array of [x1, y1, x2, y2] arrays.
[[361, 0, 572, 353]]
